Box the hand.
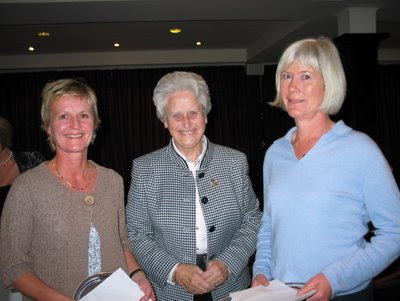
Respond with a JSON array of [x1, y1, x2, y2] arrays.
[[174, 264, 214, 294], [131, 271, 156, 301], [201, 259, 229, 288], [297, 273, 332, 301], [251, 274, 270, 287]]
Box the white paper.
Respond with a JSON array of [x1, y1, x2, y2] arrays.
[[79, 268, 145, 301], [228, 280, 316, 301]]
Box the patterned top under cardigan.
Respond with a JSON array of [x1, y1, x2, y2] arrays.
[[126, 140, 262, 301]]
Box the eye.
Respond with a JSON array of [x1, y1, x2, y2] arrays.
[[281, 73, 291, 80], [301, 74, 311, 80], [188, 111, 200, 119], [59, 113, 69, 120], [171, 113, 184, 121], [80, 112, 90, 119]]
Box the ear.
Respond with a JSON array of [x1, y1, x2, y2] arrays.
[[205, 116, 208, 124], [163, 120, 168, 128]]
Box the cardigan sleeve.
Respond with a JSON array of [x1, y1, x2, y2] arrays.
[[0, 174, 34, 288]]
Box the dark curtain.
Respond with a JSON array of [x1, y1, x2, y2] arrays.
[[376, 64, 400, 184], [1, 63, 399, 201], [0, 66, 264, 199]]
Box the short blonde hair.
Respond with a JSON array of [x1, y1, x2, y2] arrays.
[[271, 36, 346, 115], [41, 78, 101, 150]]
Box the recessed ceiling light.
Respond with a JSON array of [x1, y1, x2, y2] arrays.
[[196, 41, 202, 46], [170, 28, 182, 34], [114, 43, 120, 47], [28, 46, 35, 51], [37, 32, 50, 37]]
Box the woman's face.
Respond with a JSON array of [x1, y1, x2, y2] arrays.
[[47, 94, 94, 155], [164, 90, 207, 156], [280, 60, 325, 121]]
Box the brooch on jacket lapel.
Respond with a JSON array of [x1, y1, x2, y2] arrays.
[[210, 179, 218, 188]]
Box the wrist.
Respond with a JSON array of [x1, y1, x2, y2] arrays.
[[129, 268, 143, 278]]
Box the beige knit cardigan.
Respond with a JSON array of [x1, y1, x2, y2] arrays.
[[0, 162, 131, 300]]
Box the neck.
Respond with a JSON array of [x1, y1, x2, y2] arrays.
[[0, 148, 13, 167], [293, 115, 334, 144]]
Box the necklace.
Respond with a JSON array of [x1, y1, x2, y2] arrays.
[[51, 159, 93, 191], [0, 151, 13, 167]]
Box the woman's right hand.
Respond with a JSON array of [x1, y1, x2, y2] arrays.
[[251, 274, 270, 287]]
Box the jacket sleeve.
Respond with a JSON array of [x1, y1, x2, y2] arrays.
[[125, 159, 179, 288], [214, 153, 262, 279]]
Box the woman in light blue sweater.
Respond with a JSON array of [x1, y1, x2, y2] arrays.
[[252, 37, 400, 300]]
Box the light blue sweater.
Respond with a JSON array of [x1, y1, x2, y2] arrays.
[[253, 121, 400, 296]]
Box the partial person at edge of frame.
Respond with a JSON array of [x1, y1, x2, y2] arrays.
[[252, 36, 400, 301], [0, 116, 45, 220], [0, 78, 155, 301], [126, 71, 262, 301]]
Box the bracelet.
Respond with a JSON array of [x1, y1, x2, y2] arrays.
[[129, 268, 143, 278]]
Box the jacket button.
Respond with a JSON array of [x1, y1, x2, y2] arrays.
[[198, 172, 205, 178], [209, 226, 216, 232], [201, 196, 208, 204]]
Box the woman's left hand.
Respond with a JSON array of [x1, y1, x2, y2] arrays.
[[297, 273, 332, 301], [132, 271, 156, 301], [201, 259, 229, 288]]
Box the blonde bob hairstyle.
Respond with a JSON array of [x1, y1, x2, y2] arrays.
[[271, 36, 346, 115], [41, 78, 101, 151], [153, 71, 212, 122]]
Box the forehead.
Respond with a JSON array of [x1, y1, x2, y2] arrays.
[[166, 90, 201, 111], [283, 60, 318, 72], [52, 94, 90, 109]]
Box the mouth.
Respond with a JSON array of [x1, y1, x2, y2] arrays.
[[288, 98, 304, 104], [179, 129, 195, 135], [65, 133, 84, 138]]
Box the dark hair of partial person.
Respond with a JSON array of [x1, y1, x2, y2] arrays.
[[0, 116, 14, 149], [271, 36, 346, 115], [40, 78, 101, 151], [152, 71, 212, 122]]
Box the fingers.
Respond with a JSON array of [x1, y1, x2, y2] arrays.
[[201, 260, 229, 287], [251, 274, 270, 287], [175, 264, 213, 294], [298, 273, 331, 301]]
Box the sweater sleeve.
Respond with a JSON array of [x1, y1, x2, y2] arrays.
[[252, 150, 273, 280], [322, 145, 400, 296], [114, 172, 131, 251], [0, 174, 34, 288]]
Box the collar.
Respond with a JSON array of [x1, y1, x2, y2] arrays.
[[283, 120, 351, 143], [172, 136, 208, 166]]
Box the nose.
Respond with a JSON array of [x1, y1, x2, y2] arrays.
[[70, 116, 81, 129], [182, 115, 191, 128], [288, 77, 300, 92]]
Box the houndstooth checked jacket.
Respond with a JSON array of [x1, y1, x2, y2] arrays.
[[126, 140, 262, 301]]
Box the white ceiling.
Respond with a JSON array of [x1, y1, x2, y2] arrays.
[[0, 0, 399, 71]]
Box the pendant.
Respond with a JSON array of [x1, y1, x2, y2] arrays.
[[83, 195, 95, 206]]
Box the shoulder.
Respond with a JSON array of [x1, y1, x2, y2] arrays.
[[93, 162, 123, 185], [210, 143, 247, 161], [132, 146, 169, 166], [12, 161, 48, 188], [332, 122, 381, 155]]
